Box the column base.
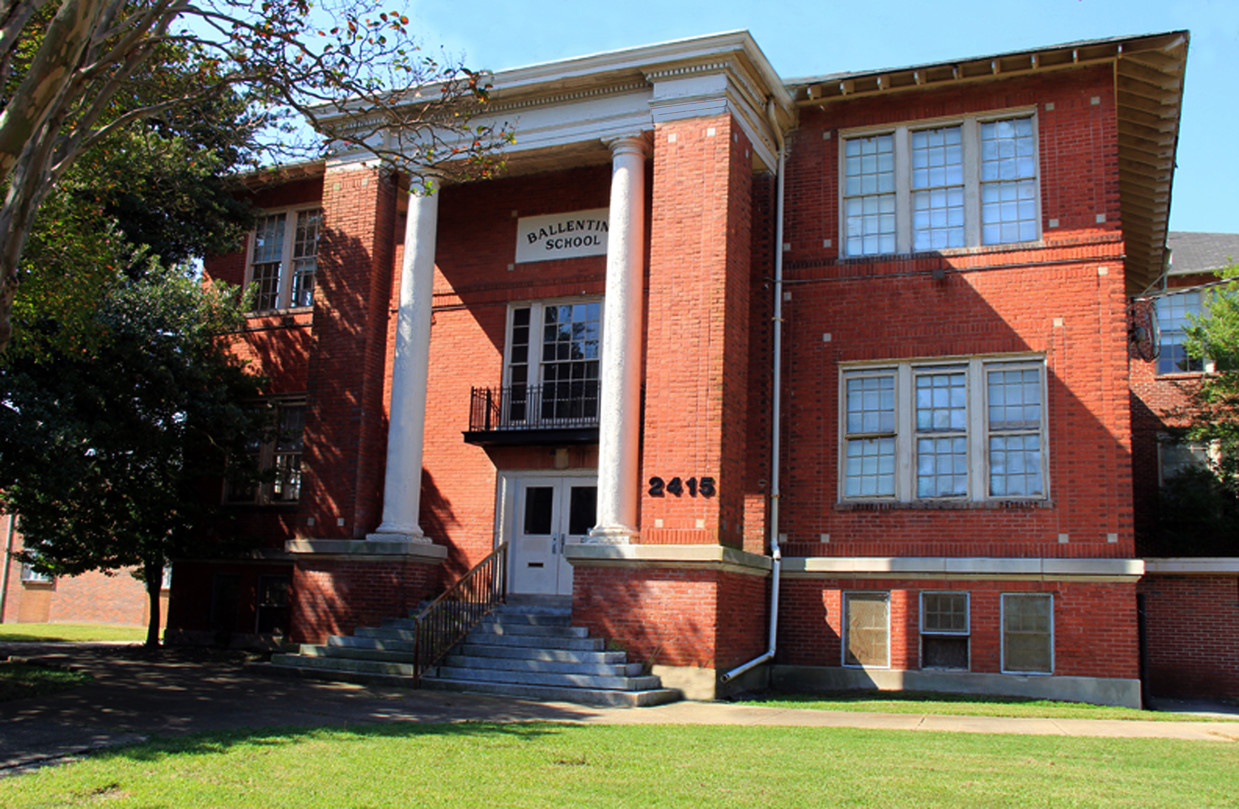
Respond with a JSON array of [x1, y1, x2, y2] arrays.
[[367, 525, 430, 544], [586, 524, 638, 544]]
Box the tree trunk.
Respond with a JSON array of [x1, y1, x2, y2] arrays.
[[144, 557, 163, 648]]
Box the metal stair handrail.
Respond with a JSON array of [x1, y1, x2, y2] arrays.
[[412, 542, 508, 684]]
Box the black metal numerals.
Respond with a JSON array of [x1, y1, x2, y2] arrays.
[[648, 476, 716, 497]]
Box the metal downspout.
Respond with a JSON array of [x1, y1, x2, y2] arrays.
[[0, 513, 15, 622], [721, 100, 786, 685]]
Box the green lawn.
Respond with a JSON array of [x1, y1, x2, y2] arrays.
[[0, 723, 1235, 807], [0, 661, 91, 702], [0, 622, 147, 643], [739, 690, 1214, 721]]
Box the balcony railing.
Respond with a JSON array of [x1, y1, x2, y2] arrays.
[[464, 384, 600, 445]]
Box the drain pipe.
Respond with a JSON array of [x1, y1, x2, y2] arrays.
[[721, 100, 786, 685], [0, 513, 14, 622]]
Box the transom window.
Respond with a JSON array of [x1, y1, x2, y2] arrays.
[[248, 208, 321, 312], [842, 113, 1039, 257], [841, 357, 1047, 502], [506, 300, 603, 426]]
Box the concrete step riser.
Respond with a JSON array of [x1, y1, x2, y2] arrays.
[[299, 644, 420, 664], [458, 633, 604, 651], [272, 653, 415, 677], [434, 666, 661, 691], [421, 677, 681, 708], [454, 644, 626, 664], [443, 654, 642, 677], [467, 624, 590, 639]]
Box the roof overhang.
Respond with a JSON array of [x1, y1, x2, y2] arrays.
[[791, 31, 1189, 295]]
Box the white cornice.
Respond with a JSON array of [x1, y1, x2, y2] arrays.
[[563, 542, 772, 576], [1144, 558, 1239, 575], [783, 556, 1144, 582]]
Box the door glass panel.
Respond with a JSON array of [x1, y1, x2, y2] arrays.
[[523, 487, 554, 535], [567, 486, 597, 535]]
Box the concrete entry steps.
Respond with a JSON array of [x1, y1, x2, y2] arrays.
[[420, 600, 682, 707], [265, 597, 682, 708]]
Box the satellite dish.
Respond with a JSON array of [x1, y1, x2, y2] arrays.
[[1128, 298, 1158, 362]]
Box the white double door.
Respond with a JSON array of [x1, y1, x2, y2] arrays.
[[503, 474, 597, 597]]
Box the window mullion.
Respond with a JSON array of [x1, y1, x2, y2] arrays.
[[969, 358, 986, 501], [280, 222, 296, 310], [894, 126, 911, 254], [962, 120, 981, 247], [896, 364, 913, 501]]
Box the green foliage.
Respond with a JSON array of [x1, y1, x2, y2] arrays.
[[1161, 263, 1239, 555], [0, 265, 266, 644], [0, 723, 1237, 807], [0, 622, 148, 643], [1181, 264, 1239, 487], [0, 662, 92, 702], [1156, 467, 1239, 556]]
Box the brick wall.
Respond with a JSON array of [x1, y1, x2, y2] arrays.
[[571, 565, 768, 670], [289, 558, 440, 644], [1140, 575, 1239, 699], [779, 577, 1139, 680], [1, 522, 166, 627], [641, 113, 759, 548], [417, 165, 613, 574], [776, 67, 1133, 561]]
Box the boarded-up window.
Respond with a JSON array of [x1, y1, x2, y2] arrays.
[[1002, 593, 1053, 674], [844, 592, 890, 667]]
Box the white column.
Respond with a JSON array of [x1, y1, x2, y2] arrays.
[[589, 136, 647, 543], [369, 177, 439, 542]]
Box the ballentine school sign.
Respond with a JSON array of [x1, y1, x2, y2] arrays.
[[515, 208, 609, 263]]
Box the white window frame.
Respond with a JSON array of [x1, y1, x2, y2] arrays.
[[919, 591, 970, 671], [1154, 289, 1211, 376], [839, 355, 1049, 503], [1000, 593, 1054, 675], [225, 398, 306, 506], [839, 109, 1041, 257], [502, 298, 604, 426], [1157, 436, 1217, 486], [19, 562, 51, 583], [245, 207, 322, 313], [842, 591, 891, 669]]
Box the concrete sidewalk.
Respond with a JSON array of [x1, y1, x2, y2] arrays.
[[3, 643, 1237, 774]]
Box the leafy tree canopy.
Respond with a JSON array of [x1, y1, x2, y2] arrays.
[[1158, 263, 1239, 556], [0, 262, 267, 646], [0, 0, 508, 352]]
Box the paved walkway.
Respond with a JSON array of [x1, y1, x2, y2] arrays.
[[3, 643, 1238, 774]]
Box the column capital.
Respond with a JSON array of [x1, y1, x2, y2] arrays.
[[603, 134, 650, 158]]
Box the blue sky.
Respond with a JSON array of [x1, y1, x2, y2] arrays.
[[407, 0, 1236, 234]]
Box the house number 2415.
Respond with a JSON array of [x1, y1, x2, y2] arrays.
[[648, 476, 716, 497]]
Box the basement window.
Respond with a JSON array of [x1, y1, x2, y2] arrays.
[[920, 591, 969, 670], [843, 591, 890, 668], [1001, 593, 1053, 674]]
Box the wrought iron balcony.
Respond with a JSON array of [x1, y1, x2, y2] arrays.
[[463, 384, 600, 445]]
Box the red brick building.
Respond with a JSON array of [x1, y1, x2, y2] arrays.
[[162, 31, 1229, 706], [1131, 232, 1239, 701], [1, 515, 169, 628]]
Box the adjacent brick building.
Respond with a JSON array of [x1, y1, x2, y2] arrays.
[[156, 30, 1235, 706]]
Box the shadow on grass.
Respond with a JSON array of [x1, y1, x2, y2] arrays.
[[88, 721, 566, 767]]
